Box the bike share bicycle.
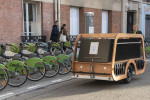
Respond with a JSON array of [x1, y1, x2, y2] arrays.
[[16, 43, 46, 81], [0, 44, 28, 87], [144, 38, 150, 58], [48, 42, 72, 75], [0, 55, 9, 90], [24, 42, 60, 78]]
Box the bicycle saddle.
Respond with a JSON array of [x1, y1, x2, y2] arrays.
[[12, 54, 21, 60], [27, 53, 37, 58], [43, 52, 50, 57]]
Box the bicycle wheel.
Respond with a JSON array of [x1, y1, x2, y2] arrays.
[[45, 60, 60, 78], [27, 62, 46, 81], [8, 66, 28, 87], [0, 69, 9, 91], [59, 59, 72, 75]]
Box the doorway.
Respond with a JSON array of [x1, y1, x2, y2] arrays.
[[145, 15, 150, 38], [127, 12, 134, 33]]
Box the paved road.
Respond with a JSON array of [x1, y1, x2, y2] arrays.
[[4, 63, 150, 100]]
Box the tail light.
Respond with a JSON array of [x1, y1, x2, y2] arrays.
[[5, 65, 8, 69], [25, 63, 27, 66]]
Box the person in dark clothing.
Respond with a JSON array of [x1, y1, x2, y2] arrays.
[[50, 21, 59, 42], [133, 25, 142, 35]]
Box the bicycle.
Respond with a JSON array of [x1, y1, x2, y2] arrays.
[[0, 59, 9, 91], [18, 43, 46, 81], [31, 42, 60, 78], [50, 42, 72, 75], [0, 44, 28, 87], [144, 38, 150, 58]]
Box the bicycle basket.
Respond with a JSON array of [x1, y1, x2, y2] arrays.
[[64, 42, 72, 48], [27, 43, 36, 52], [10, 43, 21, 53], [52, 42, 61, 50]]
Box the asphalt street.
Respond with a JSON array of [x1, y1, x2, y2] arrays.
[[2, 62, 150, 100]]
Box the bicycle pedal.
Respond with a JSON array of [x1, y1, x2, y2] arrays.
[[51, 60, 55, 63], [1, 81, 6, 85], [64, 69, 68, 72], [29, 75, 32, 78], [22, 70, 26, 75], [41, 69, 45, 72]]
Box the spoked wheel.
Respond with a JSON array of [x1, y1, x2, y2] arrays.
[[124, 65, 132, 84], [0, 69, 9, 91], [45, 60, 60, 78], [59, 59, 72, 75], [27, 62, 46, 81], [8, 66, 28, 87]]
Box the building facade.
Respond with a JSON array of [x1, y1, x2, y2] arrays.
[[142, 0, 150, 38], [121, 0, 142, 33], [0, 0, 144, 43]]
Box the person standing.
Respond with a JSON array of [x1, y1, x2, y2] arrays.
[[58, 24, 69, 51], [50, 21, 59, 42], [58, 24, 69, 42]]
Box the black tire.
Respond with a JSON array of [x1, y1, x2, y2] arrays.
[[124, 65, 132, 84], [45, 61, 60, 78], [59, 59, 72, 75], [0, 69, 9, 91], [8, 66, 28, 87], [27, 62, 46, 81]]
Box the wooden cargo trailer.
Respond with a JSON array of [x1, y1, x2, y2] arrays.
[[72, 33, 146, 83]]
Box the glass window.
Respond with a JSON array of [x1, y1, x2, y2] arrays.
[[23, 2, 37, 36]]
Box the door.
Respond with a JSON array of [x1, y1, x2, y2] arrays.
[[102, 11, 108, 33], [70, 7, 79, 36], [24, 2, 38, 36], [145, 15, 150, 38], [127, 12, 134, 33]]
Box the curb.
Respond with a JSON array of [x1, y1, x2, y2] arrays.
[[0, 76, 75, 100]]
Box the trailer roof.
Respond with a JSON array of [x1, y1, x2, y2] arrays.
[[77, 33, 144, 39]]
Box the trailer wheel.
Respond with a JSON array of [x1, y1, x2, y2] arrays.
[[124, 65, 132, 84]]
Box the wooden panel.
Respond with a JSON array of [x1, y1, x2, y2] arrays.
[[73, 62, 112, 74], [73, 62, 94, 72], [94, 63, 112, 74]]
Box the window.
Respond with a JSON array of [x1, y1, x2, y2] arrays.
[[102, 11, 108, 33], [70, 7, 79, 35], [23, 2, 41, 36]]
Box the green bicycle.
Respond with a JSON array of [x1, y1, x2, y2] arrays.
[[0, 44, 28, 87]]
